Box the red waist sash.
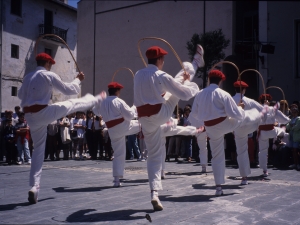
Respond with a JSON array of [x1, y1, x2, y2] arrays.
[[204, 117, 227, 127], [23, 105, 47, 113], [137, 104, 162, 117], [106, 117, 124, 129]]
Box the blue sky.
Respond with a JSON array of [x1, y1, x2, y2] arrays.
[[68, 0, 80, 8]]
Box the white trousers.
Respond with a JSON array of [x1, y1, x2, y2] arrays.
[[205, 109, 261, 185], [196, 131, 207, 166], [139, 94, 179, 190], [108, 120, 140, 178], [161, 125, 197, 170], [25, 94, 98, 187], [234, 121, 260, 177], [258, 128, 277, 171]]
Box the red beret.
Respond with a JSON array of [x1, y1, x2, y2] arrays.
[[233, 81, 249, 88], [36, 53, 55, 64], [208, 70, 226, 81], [259, 94, 272, 101], [108, 82, 124, 89], [145, 46, 168, 59]]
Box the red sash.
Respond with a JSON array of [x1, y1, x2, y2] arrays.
[[106, 118, 124, 129], [204, 117, 227, 127], [257, 124, 274, 139], [24, 105, 48, 113], [137, 104, 162, 117]]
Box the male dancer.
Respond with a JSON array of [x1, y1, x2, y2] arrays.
[[134, 45, 204, 210], [190, 70, 262, 196], [93, 82, 140, 187], [257, 94, 290, 176], [232, 81, 264, 185], [18, 53, 102, 204]]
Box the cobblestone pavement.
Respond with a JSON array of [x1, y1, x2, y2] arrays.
[[0, 157, 300, 224]]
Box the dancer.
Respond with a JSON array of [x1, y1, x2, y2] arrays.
[[190, 70, 262, 196], [18, 53, 101, 204], [257, 94, 290, 176], [93, 81, 140, 187], [232, 81, 264, 185], [134, 45, 204, 210]]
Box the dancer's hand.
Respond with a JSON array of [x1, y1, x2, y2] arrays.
[[76, 72, 85, 81], [183, 72, 190, 81], [238, 102, 245, 109]]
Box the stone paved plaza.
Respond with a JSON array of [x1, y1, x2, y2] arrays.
[[0, 158, 300, 224]]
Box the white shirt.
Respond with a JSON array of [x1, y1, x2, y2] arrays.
[[94, 119, 106, 130], [134, 64, 197, 107], [261, 105, 290, 125], [18, 66, 81, 107], [232, 93, 264, 111], [190, 84, 245, 125], [99, 96, 135, 122], [71, 118, 86, 138]]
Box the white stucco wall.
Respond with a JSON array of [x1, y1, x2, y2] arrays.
[[1, 0, 77, 112], [78, 0, 233, 108]]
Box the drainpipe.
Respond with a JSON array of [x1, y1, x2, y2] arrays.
[[0, 0, 3, 113], [92, 0, 96, 95]]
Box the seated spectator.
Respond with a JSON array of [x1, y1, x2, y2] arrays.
[[15, 112, 31, 165], [3, 119, 17, 165]]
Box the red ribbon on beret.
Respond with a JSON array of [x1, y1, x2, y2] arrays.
[[108, 81, 124, 89], [36, 53, 55, 64], [208, 70, 226, 81], [233, 81, 249, 88], [145, 46, 168, 59]]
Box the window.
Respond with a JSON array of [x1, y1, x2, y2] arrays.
[[45, 48, 52, 57], [11, 44, 19, 59], [11, 0, 22, 17], [295, 20, 300, 78], [11, 87, 18, 96]]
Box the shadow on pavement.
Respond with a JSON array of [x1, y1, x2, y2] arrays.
[[192, 183, 244, 190], [227, 175, 271, 182], [166, 171, 213, 176], [159, 193, 237, 203], [52, 184, 145, 193], [63, 209, 154, 222], [0, 197, 54, 211]]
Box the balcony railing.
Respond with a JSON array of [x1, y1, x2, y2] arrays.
[[38, 24, 68, 42]]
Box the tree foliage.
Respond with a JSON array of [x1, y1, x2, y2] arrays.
[[186, 29, 230, 87]]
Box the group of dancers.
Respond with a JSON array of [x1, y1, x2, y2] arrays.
[[18, 44, 290, 211]]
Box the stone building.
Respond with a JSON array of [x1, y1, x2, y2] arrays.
[[0, 0, 78, 112], [77, 1, 300, 107]]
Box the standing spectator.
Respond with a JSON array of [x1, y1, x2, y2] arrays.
[[15, 112, 31, 165], [86, 110, 96, 159], [71, 111, 86, 160], [127, 133, 141, 160], [13, 106, 21, 120], [138, 131, 147, 161], [82, 112, 89, 158], [46, 120, 59, 161], [94, 115, 105, 160], [181, 107, 193, 162], [58, 116, 71, 160], [3, 119, 17, 165], [286, 104, 300, 170]]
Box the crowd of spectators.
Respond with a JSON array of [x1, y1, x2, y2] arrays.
[[1, 100, 300, 172]]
